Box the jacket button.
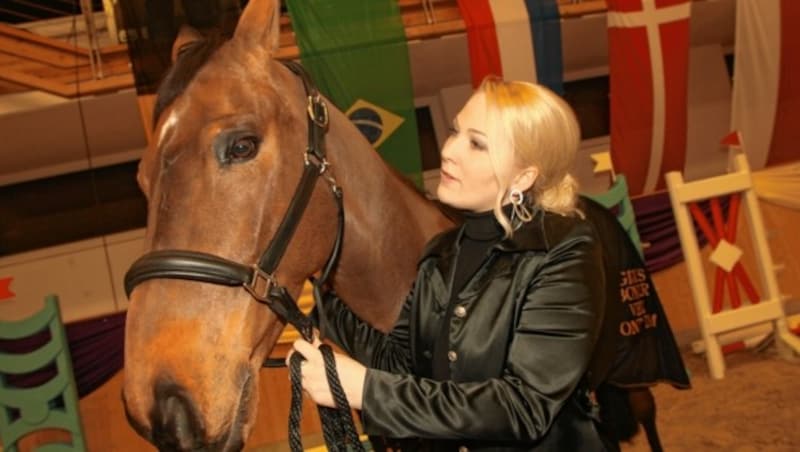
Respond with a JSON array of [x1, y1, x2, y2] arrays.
[[423, 350, 432, 358], [459, 446, 469, 452], [447, 350, 458, 362], [454, 305, 467, 318]]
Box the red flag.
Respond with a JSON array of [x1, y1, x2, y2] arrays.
[[767, 0, 800, 166], [457, 0, 503, 87], [607, 0, 691, 195], [721, 131, 741, 148], [0, 277, 15, 301]]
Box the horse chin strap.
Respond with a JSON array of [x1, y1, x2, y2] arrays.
[[124, 60, 342, 345]]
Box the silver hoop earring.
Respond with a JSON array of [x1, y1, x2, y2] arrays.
[[509, 189, 533, 223]]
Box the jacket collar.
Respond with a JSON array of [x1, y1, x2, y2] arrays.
[[420, 207, 562, 263], [495, 209, 550, 252]]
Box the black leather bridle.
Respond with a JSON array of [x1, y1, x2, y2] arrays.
[[124, 60, 343, 346]]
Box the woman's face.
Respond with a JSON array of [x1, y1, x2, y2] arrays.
[[437, 92, 502, 212]]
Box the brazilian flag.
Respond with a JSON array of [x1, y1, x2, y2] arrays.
[[286, 0, 423, 187]]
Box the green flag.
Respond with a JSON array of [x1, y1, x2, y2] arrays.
[[286, 0, 423, 187]]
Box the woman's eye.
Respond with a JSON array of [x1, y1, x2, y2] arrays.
[[448, 126, 458, 136], [227, 137, 259, 161], [470, 139, 487, 151]]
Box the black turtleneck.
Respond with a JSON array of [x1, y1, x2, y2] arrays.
[[450, 209, 506, 295], [431, 206, 508, 380]]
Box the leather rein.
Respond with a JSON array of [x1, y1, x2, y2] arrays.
[[124, 60, 343, 351]]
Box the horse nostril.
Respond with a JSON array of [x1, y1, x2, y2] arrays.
[[151, 381, 205, 451], [167, 395, 193, 444]]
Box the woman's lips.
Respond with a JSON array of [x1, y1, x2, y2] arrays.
[[441, 169, 458, 183]]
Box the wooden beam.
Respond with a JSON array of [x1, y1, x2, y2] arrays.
[[0, 31, 89, 68], [0, 67, 133, 97], [65, 74, 136, 96], [406, 20, 465, 41], [99, 43, 129, 56], [0, 66, 71, 96], [560, 0, 609, 18], [0, 23, 90, 56], [0, 49, 131, 83]]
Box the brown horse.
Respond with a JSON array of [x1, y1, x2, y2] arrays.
[[122, 1, 450, 449], [122, 0, 664, 450]]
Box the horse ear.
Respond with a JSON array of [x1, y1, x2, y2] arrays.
[[233, 0, 280, 53], [171, 25, 204, 63]]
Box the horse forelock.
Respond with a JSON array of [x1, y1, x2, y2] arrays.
[[153, 36, 282, 127], [153, 37, 223, 127]]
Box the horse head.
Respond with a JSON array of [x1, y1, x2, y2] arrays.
[[122, 0, 451, 450]]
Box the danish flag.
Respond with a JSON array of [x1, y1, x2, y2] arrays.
[[607, 0, 691, 195]]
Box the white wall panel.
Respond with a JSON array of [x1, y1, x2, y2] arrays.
[[0, 238, 116, 322]]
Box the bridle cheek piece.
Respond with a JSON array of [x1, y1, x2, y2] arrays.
[[124, 60, 344, 346]]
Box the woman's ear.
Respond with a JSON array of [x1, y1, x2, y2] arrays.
[[511, 166, 539, 193]]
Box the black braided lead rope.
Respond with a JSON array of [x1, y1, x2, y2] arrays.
[[287, 353, 344, 450], [319, 345, 364, 451], [288, 352, 305, 452], [288, 345, 366, 452], [317, 403, 342, 450]]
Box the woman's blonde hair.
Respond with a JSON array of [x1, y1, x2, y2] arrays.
[[480, 77, 582, 236]]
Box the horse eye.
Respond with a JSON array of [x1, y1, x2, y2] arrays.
[[227, 136, 259, 162]]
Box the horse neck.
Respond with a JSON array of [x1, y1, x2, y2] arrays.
[[326, 113, 451, 332]]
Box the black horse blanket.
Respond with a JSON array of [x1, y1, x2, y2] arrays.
[[581, 196, 691, 390]]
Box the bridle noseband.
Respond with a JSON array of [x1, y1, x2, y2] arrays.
[[124, 60, 343, 344]]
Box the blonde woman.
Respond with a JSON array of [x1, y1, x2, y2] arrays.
[[290, 79, 614, 451]]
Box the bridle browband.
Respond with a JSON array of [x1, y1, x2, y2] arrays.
[[124, 60, 343, 345]]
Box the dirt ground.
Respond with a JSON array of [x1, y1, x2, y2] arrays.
[[621, 345, 800, 452], [249, 343, 800, 452]]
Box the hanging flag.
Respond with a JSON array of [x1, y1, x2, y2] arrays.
[[457, 0, 564, 94], [607, 0, 691, 196], [0, 276, 14, 301], [458, 0, 503, 86], [731, 0, 800, 169], [591, 151, 614, 175], [721, 130, 741, 148], [524, 0, 564, 94], [286, 0, 423, 186]]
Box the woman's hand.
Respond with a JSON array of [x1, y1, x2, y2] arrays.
[[288, 338, 367, 410]]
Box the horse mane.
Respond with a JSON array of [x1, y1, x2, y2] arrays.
[[431, 199, 464, 225], [152, 37, 224, 127]]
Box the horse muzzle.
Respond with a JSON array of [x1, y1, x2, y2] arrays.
[[123, 369, 253, 452]]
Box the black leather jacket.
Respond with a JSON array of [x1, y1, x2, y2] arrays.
[[318, 208, 610, 451]]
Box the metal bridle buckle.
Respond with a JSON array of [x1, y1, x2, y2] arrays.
[[304, 151, 339, 193], [304, 151, 331, 174], [307, 94, 329, 129], [243, 266, 277, 302]]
